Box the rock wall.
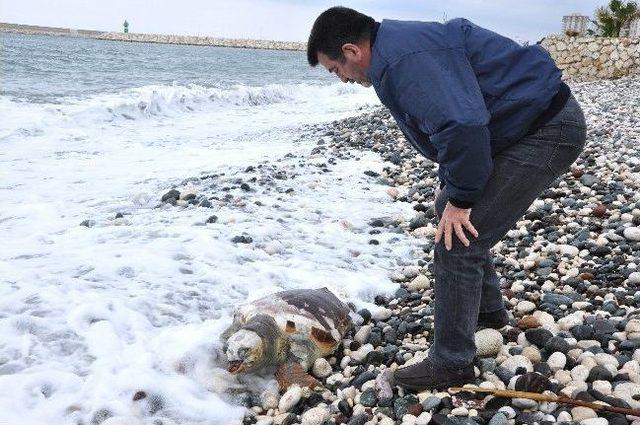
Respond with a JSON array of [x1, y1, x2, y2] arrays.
[[1, 23, 306, 51], [541, 36, 640, 81], [95, 32, 305, 51]]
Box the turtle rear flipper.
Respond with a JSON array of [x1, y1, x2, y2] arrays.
[[275, 362, 322, 392]]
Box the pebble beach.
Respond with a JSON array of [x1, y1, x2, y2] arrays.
[[151, 77, 640, 425], [2, 31, 640, 425]]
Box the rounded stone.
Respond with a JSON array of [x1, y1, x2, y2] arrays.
[[518, 316, 541, 329], [623, 226, 640, 241], [312, 358, 333, 378], [525, 328, 554, 348], [571, 364, 590, 382], [359, 388, 378, 407], [570, 406, 597, 422], [580, 418, 609, 425], [500, 355, 534, 374], [300, 406, 330, 425], [408, 274, 430, 291], [487, 412, 509, 425], [628, 272, 640, 285], [278, 385, 302, 412], [522, 346, 542, 364], [516, 301, 536, 314], [625, 319, 640, 334], [475, 328, 504, 357], [548, 352, 567, 371]]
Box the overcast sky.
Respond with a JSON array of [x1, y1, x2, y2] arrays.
[[1, 0, 604, 42]]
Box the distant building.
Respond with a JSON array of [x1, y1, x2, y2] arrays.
[[562, 14, 589, 36], [123, 20, 129, 34]]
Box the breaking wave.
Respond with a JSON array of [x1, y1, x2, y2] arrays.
[[0, 82, 372, 138]]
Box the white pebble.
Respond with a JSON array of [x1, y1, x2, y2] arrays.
[[475, 328, 503, 357], [628, 272, 640, 285], [372, 307, 393, 321], [312, 358, 332, 378], [522, 346, 541, 364], [613, 382, 640, 409], [516, 300, 536, 314], [570, 365, 590, 382], [557, 411, 572, 422], [570, 406, 597, 422], [278, 385, 302, 412], [350, 344, 374, 362], [498, 406, 516, 419], [401, 414, 417, 425], [594, 353, 619, 368], [592, 380, 612, 395], [354, 325, 372, 345], [402, 266, 420, 279], [580, 418, 609, 425], [548, 352, 567, 371], [558, 244, 579, 257], [555, 369, 572, 385], [300, 406, 329, 425], [500, 355, 533, 374], [416, 412, 432, 425], [260, 389, 279, 410], [451, 407, 468, 416], [623, 226, 640, 241], [626, 319, 640, 334], [408, 274, 430, 290]]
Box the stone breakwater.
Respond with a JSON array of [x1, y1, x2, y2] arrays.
[[0, 22, 306, 51], [542, 36, 640, 81], [95, 32, 305, 51]]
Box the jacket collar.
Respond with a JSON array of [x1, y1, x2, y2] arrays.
[[368, 20, 387, 87]]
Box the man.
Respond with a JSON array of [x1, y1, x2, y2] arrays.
[[307, 7, 587, 391]]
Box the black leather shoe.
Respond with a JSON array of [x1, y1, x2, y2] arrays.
[[477, 308, 510, 329], [393, 357, 475, 391]]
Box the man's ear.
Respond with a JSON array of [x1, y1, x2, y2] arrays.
[[341, 43, 360, 60]]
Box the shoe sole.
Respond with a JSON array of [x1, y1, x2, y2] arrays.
[[477, 321, 508, 330], [395, 372, 475, 392]]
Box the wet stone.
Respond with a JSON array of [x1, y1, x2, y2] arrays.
[[346, 415, 368, 425], [571, 324, 594, 340], [525, 328, 554, 348], [359, 388, 378, 407], [161, 189, 180, 202]]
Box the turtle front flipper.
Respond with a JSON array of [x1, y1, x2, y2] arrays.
[[275, 361, 322, 392]]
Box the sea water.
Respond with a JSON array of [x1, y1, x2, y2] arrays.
[[0, 33, 420, 424]]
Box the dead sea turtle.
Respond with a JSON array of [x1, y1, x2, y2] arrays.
[[221, 287, 352, 390]]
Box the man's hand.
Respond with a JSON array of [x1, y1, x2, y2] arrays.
[[435, 202, 479, 250]]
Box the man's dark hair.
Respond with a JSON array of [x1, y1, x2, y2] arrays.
[[307, 6, 375, 66]]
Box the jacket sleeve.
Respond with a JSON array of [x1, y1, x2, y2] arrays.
[[438, 164, 447, 190], [385, 48, 492, 208]]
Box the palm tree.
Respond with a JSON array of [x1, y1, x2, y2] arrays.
[[592, 0, 640, 36]]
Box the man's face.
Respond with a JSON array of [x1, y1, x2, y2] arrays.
[[317, 45, 372, 87]]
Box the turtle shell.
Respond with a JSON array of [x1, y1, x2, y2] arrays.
[[233, 287, 352, 356]]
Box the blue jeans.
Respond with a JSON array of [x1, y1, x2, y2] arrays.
[[430, 94, 587, 370]]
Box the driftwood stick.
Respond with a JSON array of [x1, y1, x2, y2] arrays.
[[448, 386, 640, 418]]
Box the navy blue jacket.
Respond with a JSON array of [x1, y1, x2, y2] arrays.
[[368, 18, 563, 207]]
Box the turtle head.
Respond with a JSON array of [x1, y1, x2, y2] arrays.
[[225, 329, 265, 374]]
